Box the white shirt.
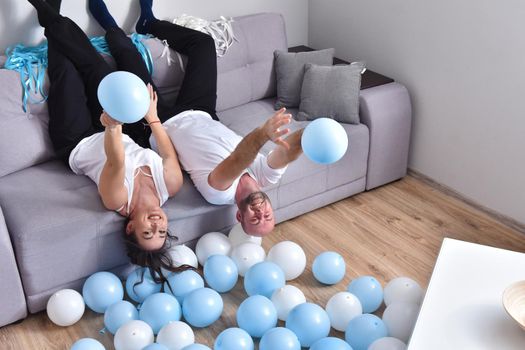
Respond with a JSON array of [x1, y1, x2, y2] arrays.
[[69, 132, 170, 214], [151, 110, 286, 205]]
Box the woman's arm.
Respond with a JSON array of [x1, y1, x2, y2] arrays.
[[145, 84, 183, 196], [98, 112, 128, 210], [208, 108, 292, 191]]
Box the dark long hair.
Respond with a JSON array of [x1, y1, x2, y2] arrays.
[[123, 218, 194, 285]]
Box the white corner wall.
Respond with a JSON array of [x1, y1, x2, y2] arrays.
[[309, 0, 525, 226], [0, 0, 307, 53]]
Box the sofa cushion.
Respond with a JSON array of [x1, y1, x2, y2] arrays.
[[274, 48, 335, 109], [298, 62, 365, 124], [0, 161, 239, 301], [0, 69, 55, 177]]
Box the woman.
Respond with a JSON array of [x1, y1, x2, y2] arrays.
[[27, 0, 217, 279]]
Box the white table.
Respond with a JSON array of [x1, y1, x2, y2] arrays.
[[408, 238, 525, 350]]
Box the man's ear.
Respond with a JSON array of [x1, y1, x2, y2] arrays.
[[236, 210, 242, 223], [126, 220, 133, 235]]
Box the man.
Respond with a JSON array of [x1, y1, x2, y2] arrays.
[[156, 108, 303, 237]]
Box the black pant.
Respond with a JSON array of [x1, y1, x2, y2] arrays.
[[46, 16, 217, 162]]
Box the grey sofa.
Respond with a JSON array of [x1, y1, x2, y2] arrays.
[[0, 13, 411, 327]]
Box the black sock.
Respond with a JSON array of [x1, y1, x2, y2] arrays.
[[88, 0, 118, 30], [27, 0, 60, 27], [46, 0, 62, 12], [136, 0, 157, 34]]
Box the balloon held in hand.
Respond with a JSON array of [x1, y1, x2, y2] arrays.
[[301, 118, 348, 164], [97, 71, 150, 123]]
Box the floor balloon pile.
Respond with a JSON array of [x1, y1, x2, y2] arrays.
[[48, 223, 424, 350]]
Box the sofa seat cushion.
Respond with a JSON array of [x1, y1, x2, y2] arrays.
[[218, 99, 369, 208], [0, 161, 238, 299]]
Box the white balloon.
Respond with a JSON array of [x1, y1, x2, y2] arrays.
[[382, 302, 420, 343], [161, 245, 199, 275], [195, 232, 232, 266], [369, 337, 407, 350], [384, 277, 424, 306], [114, 320, 154, 350], [157, 321, 195, 350], [230, 242, 266, 277], [266, 241, 306, 280], [46, 289, 85, 326], [271, 285, 306, 321], [325, 292, 362, 332], [228, 223, 262, 246]]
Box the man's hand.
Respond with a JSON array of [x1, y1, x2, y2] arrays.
[[100, 111, 122, 129], [261, 108, 292, 149], [144, 83, 160, 124]]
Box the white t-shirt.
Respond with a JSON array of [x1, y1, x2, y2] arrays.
[[69, 132, 170, 214], [150, 110, 286, 205]]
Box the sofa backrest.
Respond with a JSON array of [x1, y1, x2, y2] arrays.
[[215, 13, 287, 112], [146, 12, 287, 112], [0, 12, 287, 177], [0, 67, 55, 178]]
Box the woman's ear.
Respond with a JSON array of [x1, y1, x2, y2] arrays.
[[126, 220, 133, 235]]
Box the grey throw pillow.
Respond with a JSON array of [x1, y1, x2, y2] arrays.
[[297, 62, 365, 124], [274, 48, 335, 109]]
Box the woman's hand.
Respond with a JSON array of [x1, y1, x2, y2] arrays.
[[100, 111, 122, 130], [144, 83, 160, 125]]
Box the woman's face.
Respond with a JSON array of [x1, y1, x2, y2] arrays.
[[126, 206, 168, 251]]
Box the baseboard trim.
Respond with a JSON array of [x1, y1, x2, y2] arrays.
[[408, 169, 525, 235]]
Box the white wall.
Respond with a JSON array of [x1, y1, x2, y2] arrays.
[[0, 0, 307, 52], [309, 0, 525, 225]]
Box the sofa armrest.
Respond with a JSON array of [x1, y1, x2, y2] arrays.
[[0, 206, 27, 326], [359, 82, 412, 190]]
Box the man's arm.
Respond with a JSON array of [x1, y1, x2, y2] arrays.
[[267, 128, 304, 169], [98, 112, 128, 211], [145, 85, 183, 196], [208, 108, 292, 191]]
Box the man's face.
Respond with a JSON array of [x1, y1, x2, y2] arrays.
[[237, 191, 275, 236]]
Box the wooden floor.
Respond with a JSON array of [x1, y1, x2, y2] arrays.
[[1, 175, 524, 349]]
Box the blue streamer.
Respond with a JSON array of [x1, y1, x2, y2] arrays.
[[4, 42, 49, 112], [4, 33, 154, 112]]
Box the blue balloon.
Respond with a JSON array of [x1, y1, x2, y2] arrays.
[[181, 345, 211, 350], [236, 295, 277, 338], [103, 300, 138, 334], [164, 270, 204, 304], [345, 314, 387, 350], [347, 276, 383, 313], [97, 71, 150, 123], [259, 327, 300, 350], [301, 118, 348, 164], [310, 337, 353, 350], [143, 344, 169, 350], [70, 338, 105, 350], [125, 267, 162, 303], [204, 254, 238, 293], [139, 292, 181, 334], [312, 251, 346, 285], [82, 271, 124, 313], [182, 287, 223, 327], [244, 261, 285, 298], [214, 328, 254, 350], [285, 303, 330, 348]]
